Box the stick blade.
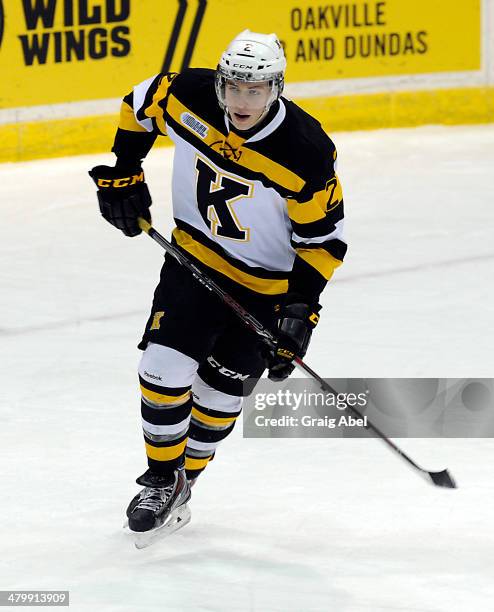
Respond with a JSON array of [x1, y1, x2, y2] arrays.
[[428, 469, 457, 489]]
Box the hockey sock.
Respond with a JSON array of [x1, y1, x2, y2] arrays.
[[139, 375, 193, 475], [184, 402, 241, 479]]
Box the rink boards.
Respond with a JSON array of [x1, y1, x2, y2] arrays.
[[1, 0, 493, 161]]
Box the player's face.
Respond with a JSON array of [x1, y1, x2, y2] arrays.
[[224, 80, 272, 130]]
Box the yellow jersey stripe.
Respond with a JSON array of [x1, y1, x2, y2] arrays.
[[288, 175, 343, 224], [191, 406, 238, 427], [140, 385, 190, 406], [119, 101, 148, 132], [224, 131, 246, 150], [296, 247, 343, 281], [173, 228, 288, 295], [145, 439, 188, 461], [235, 147, 306, 194], [287, 196, 326, 224], [167, 94, 225, 144]]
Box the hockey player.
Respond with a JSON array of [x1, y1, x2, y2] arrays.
[[90, 30, 346, 541]]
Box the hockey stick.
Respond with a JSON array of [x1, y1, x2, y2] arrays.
[[137, 217, 457, 489]]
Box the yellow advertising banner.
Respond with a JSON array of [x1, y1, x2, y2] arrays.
[[195, 0, 482, 80], [1, 0, 482, 109]]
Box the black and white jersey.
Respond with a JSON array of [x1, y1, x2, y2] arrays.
[[113, 68, 347, 299]]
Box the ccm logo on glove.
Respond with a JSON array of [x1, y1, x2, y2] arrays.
[[96, 172, 145, 189], [268, 297, 321, 382], [89, 164, 152, 237]]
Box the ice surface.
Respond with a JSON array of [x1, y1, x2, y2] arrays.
[[1, 125, 493, 611]]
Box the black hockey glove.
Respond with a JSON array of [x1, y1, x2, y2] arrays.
[[268, 295, 321, 382], [89, 165, 152, 237]]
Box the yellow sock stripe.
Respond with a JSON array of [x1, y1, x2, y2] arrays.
[[140, 385, 190, 406], [191, 406, 238, 427], [185, 455, 212, 471], [145, 438, 187, 461]]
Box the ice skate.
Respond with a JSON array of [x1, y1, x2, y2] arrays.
[[188, 476, 198, 488], [124, 468, 191, 549]]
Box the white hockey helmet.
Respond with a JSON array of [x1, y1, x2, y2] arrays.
[[215, 30, 286, 112]]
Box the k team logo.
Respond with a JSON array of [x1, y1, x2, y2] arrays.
[[195, 155, 252, 242]]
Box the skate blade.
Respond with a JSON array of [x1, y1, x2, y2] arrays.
[[123, 504, 191, 549]]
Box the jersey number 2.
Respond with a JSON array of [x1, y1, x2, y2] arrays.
[[196, 156, 252, 241]]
